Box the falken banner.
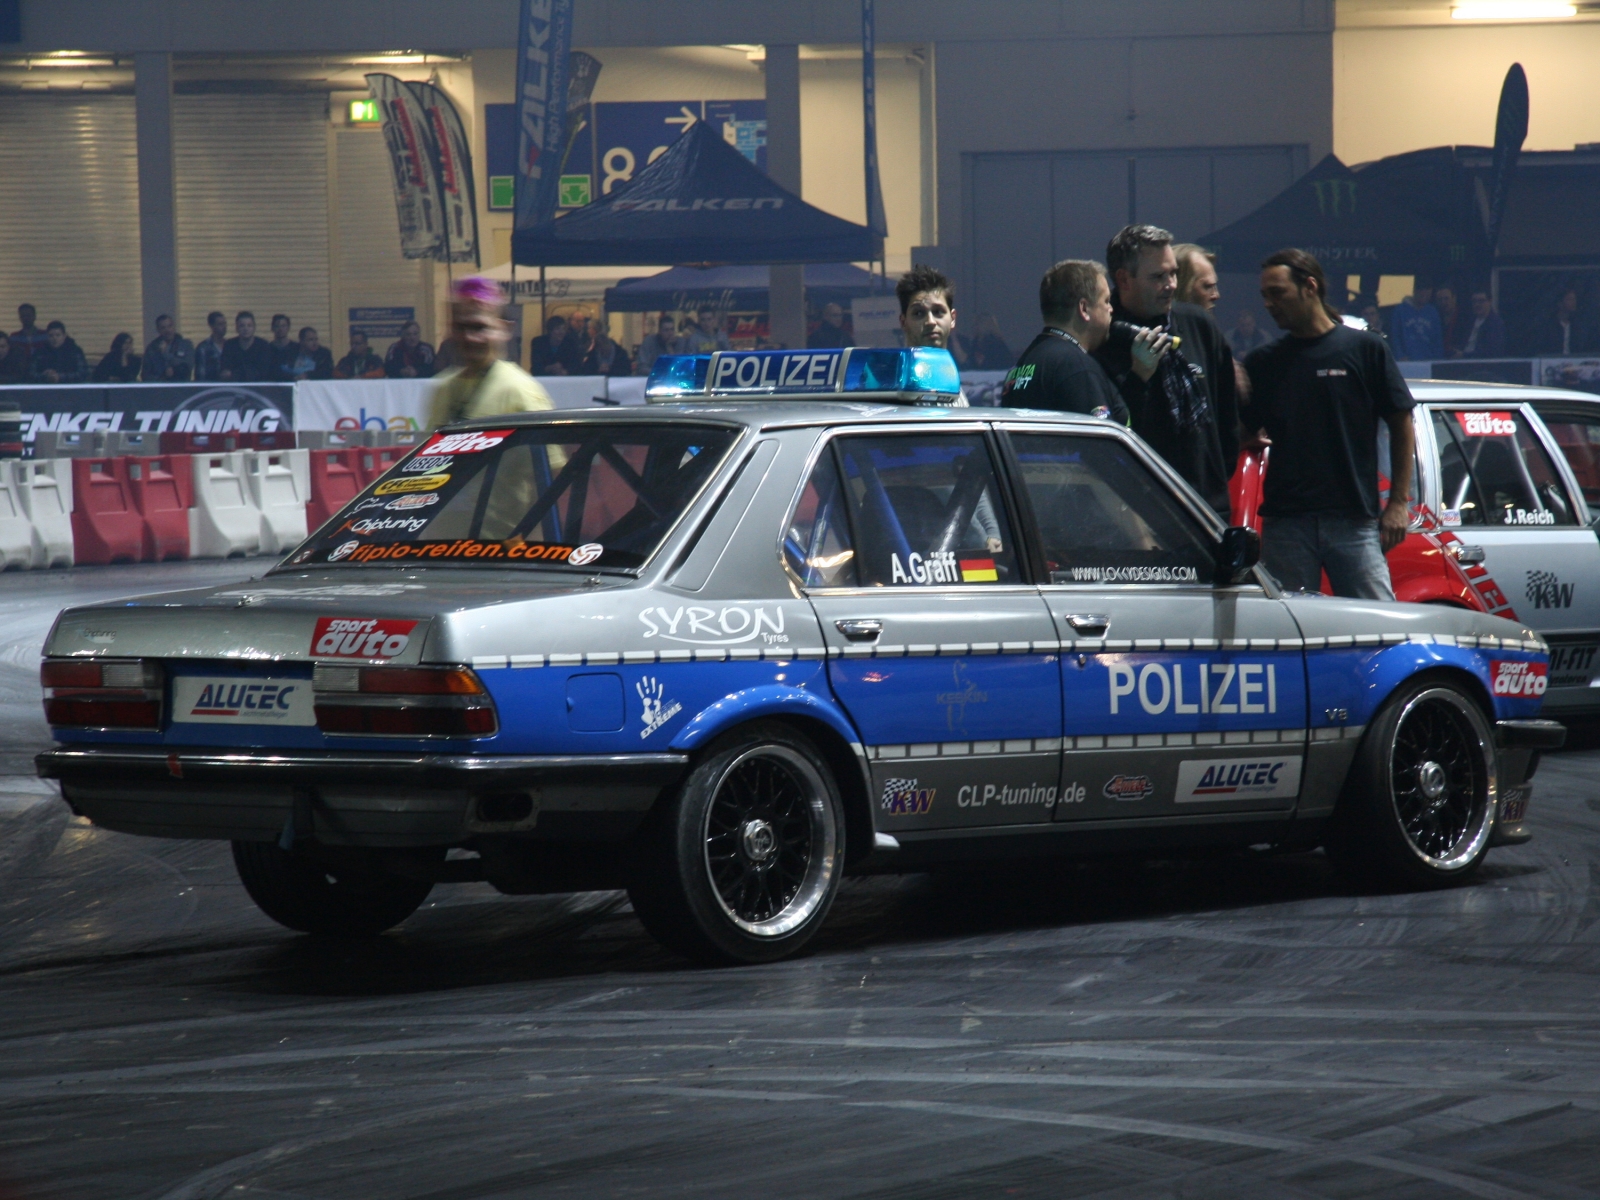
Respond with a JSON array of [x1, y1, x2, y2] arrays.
[[367, 73, 447, 260], [407, 80, 480, 265], [515, 0, 576, 233], [8, 384, 294, 451]]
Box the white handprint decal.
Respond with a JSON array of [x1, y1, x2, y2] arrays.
[[637, 675, 682, 739]]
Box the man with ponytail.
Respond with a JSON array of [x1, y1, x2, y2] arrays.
[[427, 277, 554, 431], [1243, 248, 1415, 600]]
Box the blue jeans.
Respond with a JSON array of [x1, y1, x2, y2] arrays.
[[1261, 514, 1394, 601]]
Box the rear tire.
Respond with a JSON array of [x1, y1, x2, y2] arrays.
[[232, 841, 434, 936], [628, 722, 844, 965], [1325, 678, 1496, 889]]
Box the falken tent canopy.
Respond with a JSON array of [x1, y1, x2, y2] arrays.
[[511, 119, 882, 267], [604, 263, 888, 313], [1198, 153, 1462, 278]]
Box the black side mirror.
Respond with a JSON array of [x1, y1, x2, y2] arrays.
[[1215, 525, 1261, 585]]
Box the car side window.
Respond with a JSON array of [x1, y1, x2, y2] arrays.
[[1432, 409, 1576, 528], [785, 448, 858, 588], [830, 433, 1018, 587], [1535, 410, 1600, 508], [1010, 432, 1215, 585]]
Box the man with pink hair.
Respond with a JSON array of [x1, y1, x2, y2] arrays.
[[427, 277, 554, 430]]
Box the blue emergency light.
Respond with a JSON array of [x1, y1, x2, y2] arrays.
[[645, 346, 962, 403]]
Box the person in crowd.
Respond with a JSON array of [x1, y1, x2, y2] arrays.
[[334, 331, 386, 379], [566, 313, 595, 365], [528, 316, 573, 375], [11, 304, 47, 366], [807, 303, 853, 350], [1244, 248, 1414, 601], [1536, 288, 1588, 356], [91, 333, 142, 382], [193, 311, 229, 382], [1002, 259, 1148, 422], [141, 314, 193, 382], [581, 323, 633, 376], [433, 335, 458, 372], [896, 264, 958, 352], [635, 314, 677, 375], [428, 277, 554, 429], [967, 314, 1012, 368], [0, 332, 24, 383], [28, 320, 89, 383], [1355, 296, 1385, 340], [385, 320, 436, 379], [1388, 279, 1443, 361], [1460, 289, 1507, 359], [1174, 244, 1221, 311], [1433, 285, 1461, 357], [1227, 309, 1269, 356], [681, 308, 733, 355], [285, 327, 334, 381], [267, 314, 297, 379], [1093, 224, 1238, 516], [220, 311, 277, 382]]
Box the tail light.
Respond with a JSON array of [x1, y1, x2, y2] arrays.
[[42, 658, 164, 729], [312, 665, 497, 737]]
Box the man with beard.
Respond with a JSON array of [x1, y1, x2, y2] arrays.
[[1092, 224, 1239, 516]]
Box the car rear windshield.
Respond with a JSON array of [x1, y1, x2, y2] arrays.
[[284, 422, 739, 571]]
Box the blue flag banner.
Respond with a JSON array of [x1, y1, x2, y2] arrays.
[[862, 0, 888, 239], [515, 0, 576, 234]]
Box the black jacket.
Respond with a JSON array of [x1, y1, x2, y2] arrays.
[[1092, 299, 1239, 514], [27, 339, 89, 383]]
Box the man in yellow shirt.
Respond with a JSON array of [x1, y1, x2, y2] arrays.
[[428, 277, 555, 430]]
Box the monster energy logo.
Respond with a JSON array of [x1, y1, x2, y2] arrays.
[[1312, 179, 1357, 218]]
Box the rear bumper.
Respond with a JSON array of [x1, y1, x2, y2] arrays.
[[37, 746, 689, 847], [1489, 720, 1562, 847]]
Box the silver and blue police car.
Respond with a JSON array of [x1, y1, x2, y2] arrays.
[[37, 347, 1563, 964]]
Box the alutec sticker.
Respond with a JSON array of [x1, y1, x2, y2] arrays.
[[171, 677, 316, 726], [1175, 756, 1303, 804], [311, 617, 420, 660]]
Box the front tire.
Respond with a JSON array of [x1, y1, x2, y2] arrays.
[[1325, 678, 1496, 889], [628, 722, 844, 965], [232, 841, 434, 936]]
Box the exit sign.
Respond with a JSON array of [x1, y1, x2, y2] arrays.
[[348, 99, 380, 124]]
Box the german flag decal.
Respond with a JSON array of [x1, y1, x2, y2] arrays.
[[959, 557, 998, 582]]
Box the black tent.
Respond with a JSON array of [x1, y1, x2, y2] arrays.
[[603, 263, 886, 312], [512, 120, 881, 266], [1198, 153, 1463, 279]]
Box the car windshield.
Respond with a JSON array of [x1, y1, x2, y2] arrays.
[[283, 422, 738, 572]]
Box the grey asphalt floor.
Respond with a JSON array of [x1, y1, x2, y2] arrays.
[[0, 562, 1597, 1199]]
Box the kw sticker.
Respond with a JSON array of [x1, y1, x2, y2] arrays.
[[1490, 659, 1548, 697], [311, 617, 419, 660], [1175, 756, 1302, 803], [881, 777, 935, 815]]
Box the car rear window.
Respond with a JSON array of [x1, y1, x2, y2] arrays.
[[285, 423, 738, 571]]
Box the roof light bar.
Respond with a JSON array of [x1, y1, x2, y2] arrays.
[[645, 347, 962, 405]]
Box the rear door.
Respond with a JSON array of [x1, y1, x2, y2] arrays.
[[788, 426, 1064, 832], [1001, 425, 1309, 822], [1424, 402, 1600, 700]]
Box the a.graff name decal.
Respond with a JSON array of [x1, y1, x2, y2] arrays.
[[638, 605, 788, 646], [1108, 662, 1279, 715]]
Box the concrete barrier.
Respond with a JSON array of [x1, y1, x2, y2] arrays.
[[0, 460, 34, 568], [189, 452, 261, 558], [127, 454, 192, 562], [306, 449, 362, 534]]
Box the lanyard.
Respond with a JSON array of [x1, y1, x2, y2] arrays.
[[1043, 326, 1083, 352]]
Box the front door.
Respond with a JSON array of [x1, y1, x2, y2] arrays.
[[1426, 403, 1600, 701], [1001, 427, 1309, 821], [786, 428, 1063, 832]]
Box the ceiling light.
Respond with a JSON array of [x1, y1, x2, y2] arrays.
[[1452, 2, 1576, 18]]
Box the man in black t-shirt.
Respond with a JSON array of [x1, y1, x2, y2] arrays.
[[1002, 259, 1164, 424], [219, 312, 278, 383], [1244, 249, 1415, 600]]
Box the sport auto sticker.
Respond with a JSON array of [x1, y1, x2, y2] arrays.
[[311, 617, 419, 660], [1175, 756, 1303, 804], [415, 429, 514, 455], [1456, 411, 1518, 437], [1490, 659, 1548, 698], [880, 776, 935, 815], [1108, 661, 1279, 715], [638, 604, 789, 646], [636, 676, 683, 738]]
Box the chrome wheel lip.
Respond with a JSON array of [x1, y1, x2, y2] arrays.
[[1387, 688, 1496, 872], [702, 743, 837, 939]]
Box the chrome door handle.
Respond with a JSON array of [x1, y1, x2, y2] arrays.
[[1064, 613, 1110, 636], [835, 619, 883, 641], [1449, 543, 1486, 564]]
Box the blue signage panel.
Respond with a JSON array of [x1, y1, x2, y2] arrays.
[[348, 307, 415, 338]]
